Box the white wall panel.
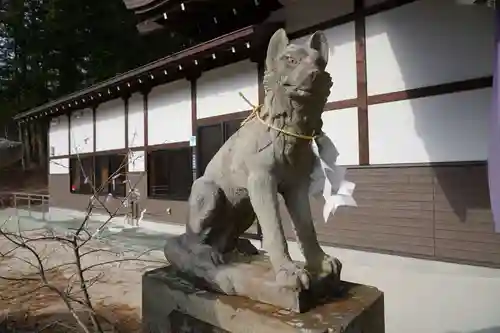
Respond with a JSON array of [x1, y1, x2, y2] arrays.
[[321, 108, 359, 166], [95, 98, 125, 152], [49, 157, 69, 175], [128, 93, 144, 147], [148, 80, 192, 145], [128, 150, 145, 173], [197, 60, 258, 119], [368, 88, 491, 164], [70, 108, 93, 154], [365, 0, 494, 95], [48, 115, 69, 157], [293, 22, 357, 103], [283, 0, 354, 34]]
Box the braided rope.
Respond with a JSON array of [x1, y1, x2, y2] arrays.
[[238, 92, 321, 140]]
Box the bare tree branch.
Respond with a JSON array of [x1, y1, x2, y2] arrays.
[[0, 145, 156, 333]]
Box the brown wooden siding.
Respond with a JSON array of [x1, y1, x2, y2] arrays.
[[291, 163, 498, 267]]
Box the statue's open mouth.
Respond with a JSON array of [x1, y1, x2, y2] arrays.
[[295, 89, 312, 97], [283, 83, 313, 97]]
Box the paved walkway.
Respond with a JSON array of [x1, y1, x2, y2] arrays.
[[0, 207, 169, 256]]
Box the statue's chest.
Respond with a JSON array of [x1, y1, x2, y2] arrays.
[[273, 137, 314, 173]]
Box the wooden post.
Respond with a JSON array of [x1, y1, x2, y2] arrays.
[[18, 122, 25, 170], [27, 194, 31, 216]]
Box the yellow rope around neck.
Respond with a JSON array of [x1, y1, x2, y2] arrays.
[[238, 92, 321, 141]]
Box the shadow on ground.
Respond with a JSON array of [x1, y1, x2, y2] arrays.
[[0, 267, 141, 333], [0, 306, 141, 333]]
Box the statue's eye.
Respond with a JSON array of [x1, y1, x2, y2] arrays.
[[286, 56, 298, 66]]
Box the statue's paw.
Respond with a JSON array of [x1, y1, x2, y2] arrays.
[[189, 243, 226, 267], [314, 254, 342, 279], [275, 261, 311, 291], [209, 249, 226, 266]]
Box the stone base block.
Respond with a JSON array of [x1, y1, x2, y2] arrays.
[[142, 266, 385, 333], [163, 235, 342, 313]]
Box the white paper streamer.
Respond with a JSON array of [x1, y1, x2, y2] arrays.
[[309, 134, 357, 222]]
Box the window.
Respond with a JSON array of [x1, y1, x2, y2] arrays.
[[70, 156, 94, 195], [224, 119, 242, 141], [197, 118, 243, 176], [148, 147, 193, 200], [69, 154, 127, 197], [95, 154, 127, 197], [198, 124, 223, 176]]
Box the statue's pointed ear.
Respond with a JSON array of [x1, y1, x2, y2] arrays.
[[266, 28, 289, 70], [309, 31, 329, 67]]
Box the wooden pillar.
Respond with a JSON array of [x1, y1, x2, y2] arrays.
[[18, 122, 25, 170]]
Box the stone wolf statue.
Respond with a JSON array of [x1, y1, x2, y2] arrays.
[[165, 28, 341, 291]]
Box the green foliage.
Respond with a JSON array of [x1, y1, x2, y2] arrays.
[[0, 0, 185, 120]]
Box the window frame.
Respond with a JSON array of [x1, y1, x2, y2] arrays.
[[147, 146, 193, 201], [69, 153, 128, 198], [196, 118, 243, 176], [69, 156, 95, 195], [94, 153, 128, 198]]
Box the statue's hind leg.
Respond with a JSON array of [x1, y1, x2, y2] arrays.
[[221, 204, 259, 256], [183, 176, 227, 265]]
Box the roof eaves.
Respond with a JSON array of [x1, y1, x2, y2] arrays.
[[14, 25, 256, 121]]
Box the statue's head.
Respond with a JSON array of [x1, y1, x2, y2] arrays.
[[263, 28, 332, 127]]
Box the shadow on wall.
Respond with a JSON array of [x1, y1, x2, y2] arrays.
[[367, 0, 495, 221]]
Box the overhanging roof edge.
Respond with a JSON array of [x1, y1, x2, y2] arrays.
[[14, 25, 256, 121]]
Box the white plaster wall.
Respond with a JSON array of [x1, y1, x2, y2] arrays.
[[282, 0, 354, 34], [368, 88, 491, 164], [48, 115, 69, 157], [148, 80, 191, 145], [128, 93, 144, 147], [95, 98, 125, 152], [196, 60, 258, 119], [292, 22, 357, 103], [321, 108, 359, 165], [49, 157, 69, 175], [128, 150, 145, 173], [365, 0, 495, 95], [70, 108, 93, 154]]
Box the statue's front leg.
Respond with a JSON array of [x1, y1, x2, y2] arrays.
[[283, 183, 342, 280], [247, 171, 310, 290]]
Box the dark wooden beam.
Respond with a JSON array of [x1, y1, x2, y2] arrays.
[[355, 0, 369, 166]]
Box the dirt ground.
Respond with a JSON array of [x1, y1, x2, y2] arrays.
[[0, 228, 166, 333]]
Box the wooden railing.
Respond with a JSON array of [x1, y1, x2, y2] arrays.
[[11, 192, 50, 218]]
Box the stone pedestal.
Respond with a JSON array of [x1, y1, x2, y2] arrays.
[[142, 266, 385, 333], [164, 236, 341, 313]]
